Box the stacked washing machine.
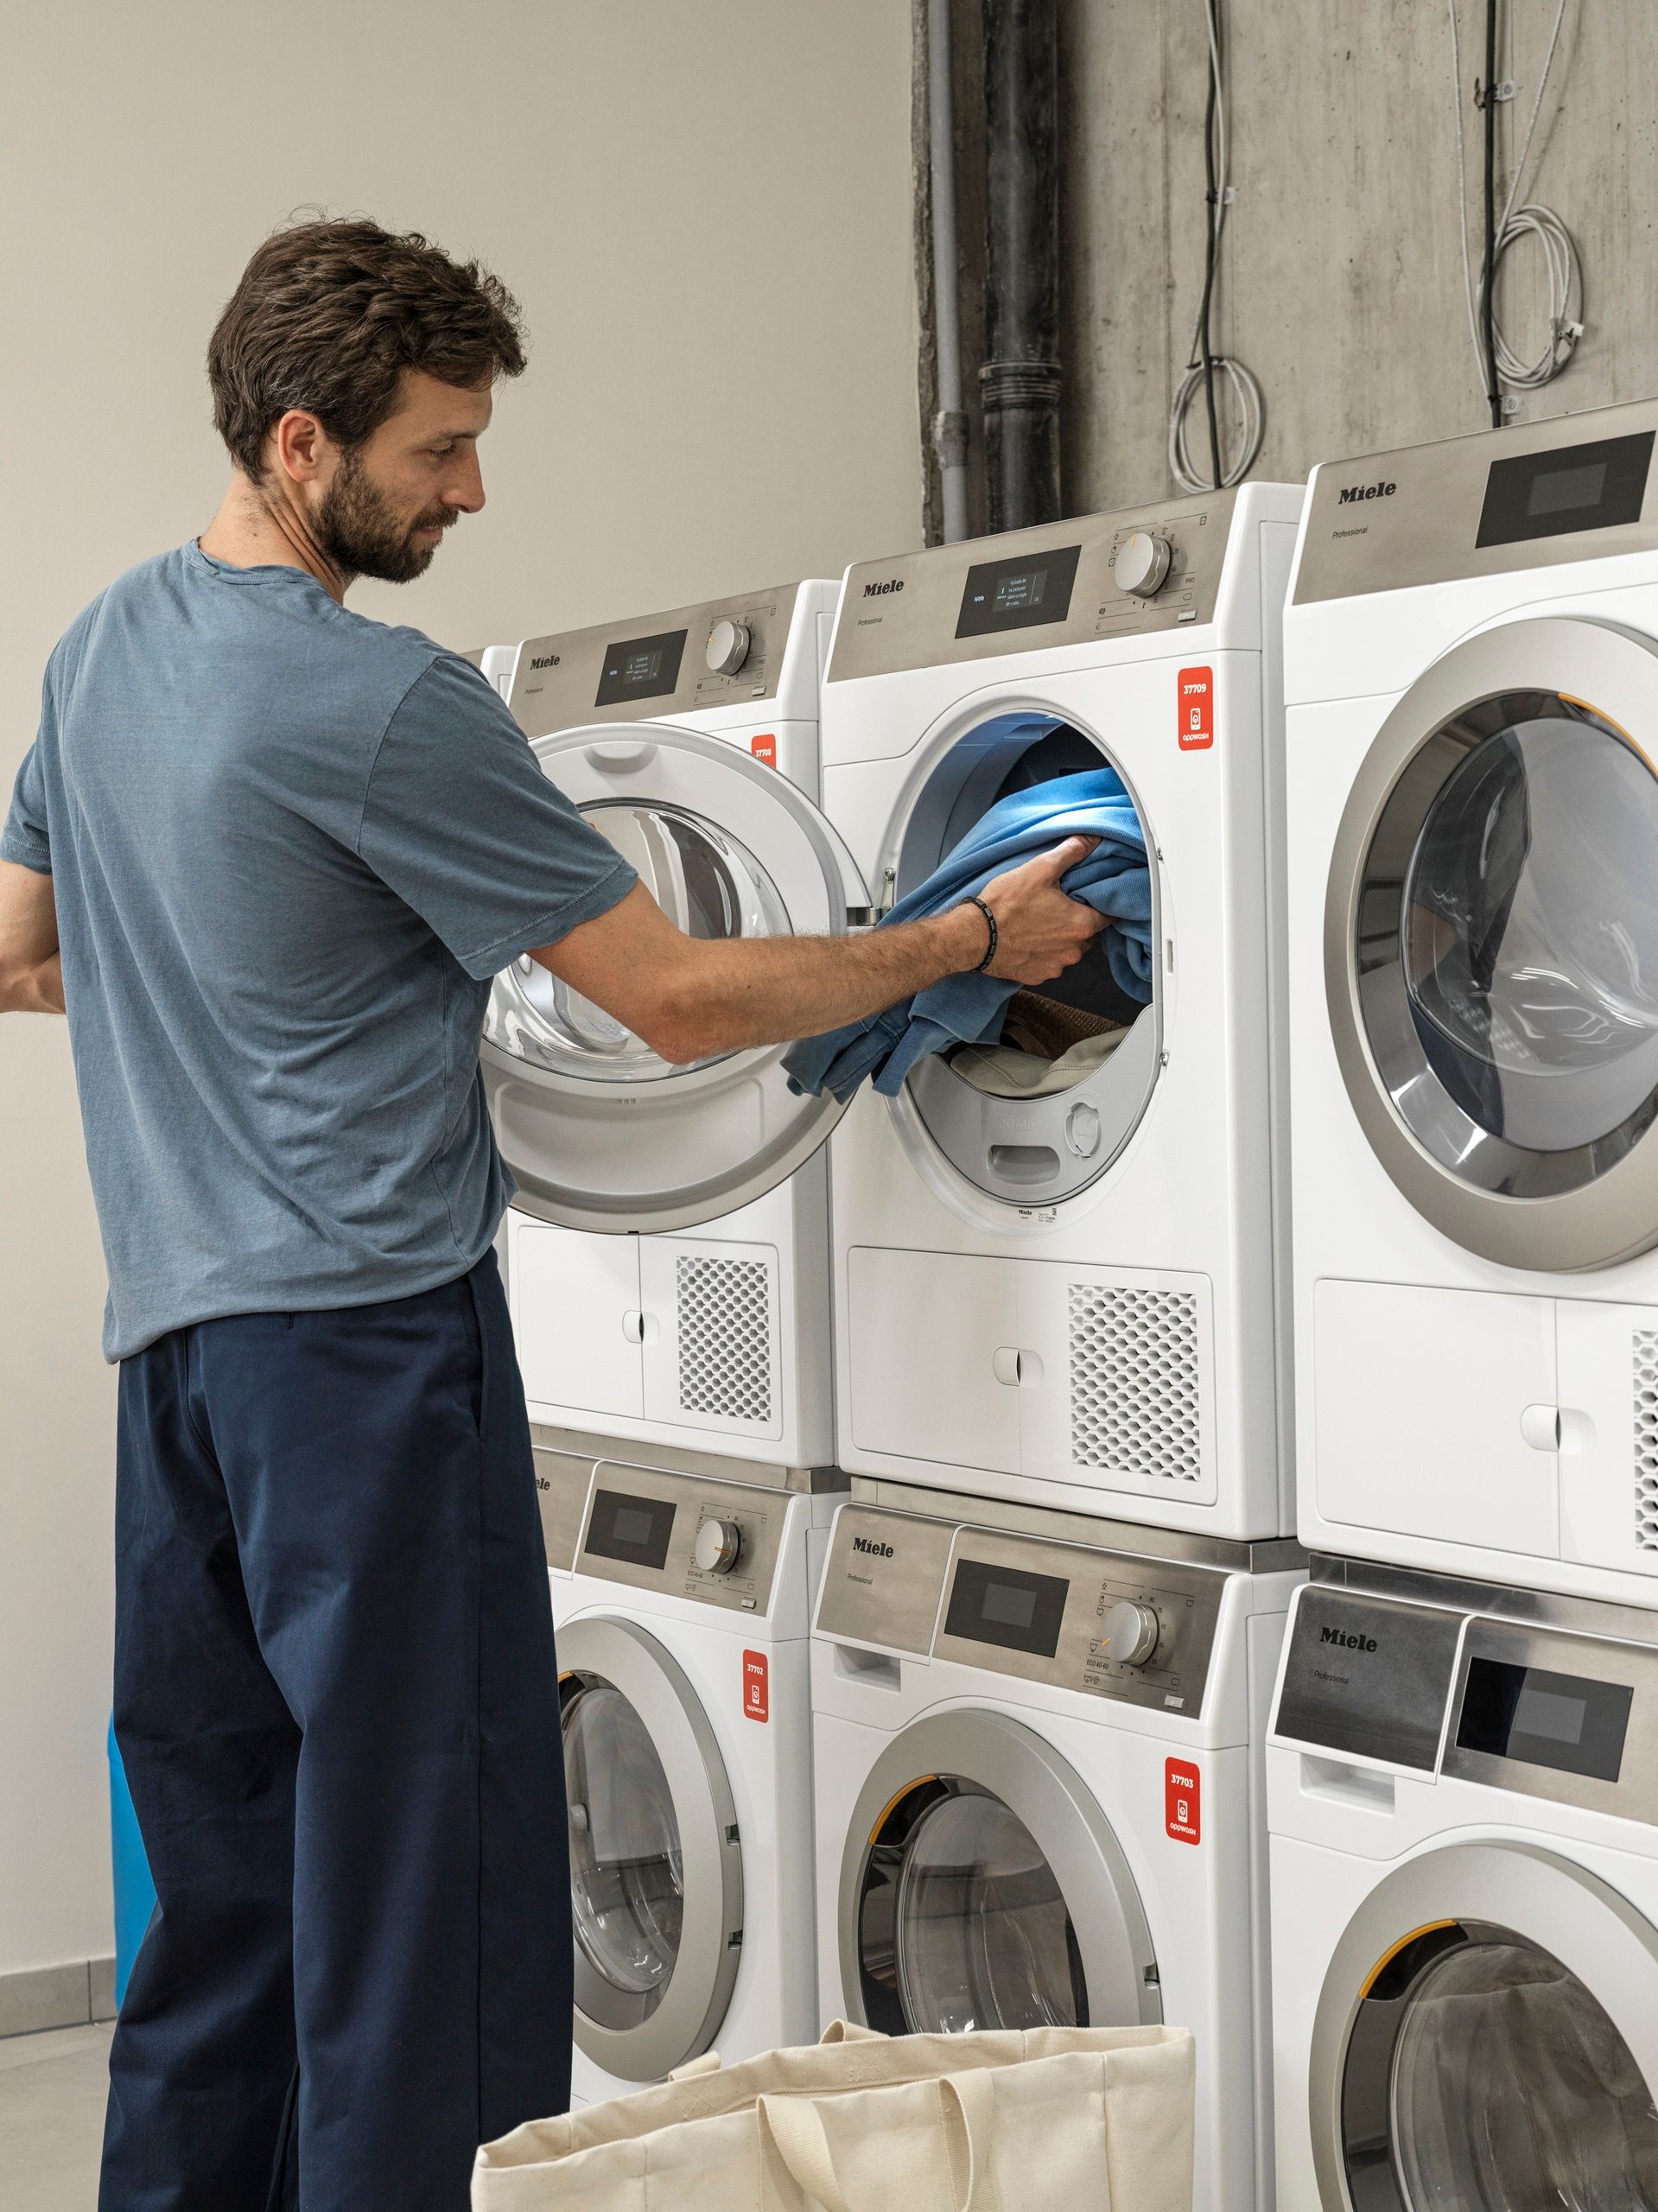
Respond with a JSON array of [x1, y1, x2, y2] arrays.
[[480, 581, 860, 2105], [1271, 397, 1658, 2211], [804, 488, 1311, 2212]]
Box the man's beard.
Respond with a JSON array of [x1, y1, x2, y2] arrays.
[[314, 448, 458, 584]]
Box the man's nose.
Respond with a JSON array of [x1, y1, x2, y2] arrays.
[[446, 453, 486, 514]]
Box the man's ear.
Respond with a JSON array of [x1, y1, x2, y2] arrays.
[[270, 409, 330, 486]]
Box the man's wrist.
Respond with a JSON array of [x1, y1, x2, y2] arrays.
[[933, 900, 993, 976]]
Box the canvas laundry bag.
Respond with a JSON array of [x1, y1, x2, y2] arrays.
[[472, 2019, 1194, 2211]]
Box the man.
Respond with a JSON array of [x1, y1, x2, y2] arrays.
[[0, 217, 1104, 2210]]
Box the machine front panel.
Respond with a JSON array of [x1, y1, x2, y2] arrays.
[[575, 1463, 787, 1615], [815, 1503, 955, 1652], [1294, 397, 1658, 603], [532, 1444, 596, 1573], [829, 493, 1242, 680], [931, 1525, 1224, 1714], [1443, 1617, 1658, 1821], [509, 582, 803, 730]]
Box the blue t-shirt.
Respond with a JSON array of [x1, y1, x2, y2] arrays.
[[2, 543, 637, 1359]]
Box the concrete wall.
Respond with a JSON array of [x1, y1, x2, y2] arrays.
[[1058, 0, 1658, 511], [0, 0, 921, 1986]]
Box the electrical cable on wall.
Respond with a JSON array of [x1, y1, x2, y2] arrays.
[[1447, 0, 1585, 423], [1168, 0, 1264, 494]]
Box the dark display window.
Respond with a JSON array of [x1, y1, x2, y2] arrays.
[[956, 546, 1082, 639], [944, 1557, 1069, 1658], [594, 629, 687, 708], [1456, 1656, 1632, 1783], [1476, 432, 1653, 549], [584, 1488, 677, 1572]]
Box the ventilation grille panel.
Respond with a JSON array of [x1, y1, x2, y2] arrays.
[[676, 1254, 773, 1425], [1069, 1284, 1203, 1484], [1636, 1331, 1658, 1550]]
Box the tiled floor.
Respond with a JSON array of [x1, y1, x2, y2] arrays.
[[0, 2023, 111, 2210]]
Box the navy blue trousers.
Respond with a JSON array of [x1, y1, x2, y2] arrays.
[[101, 1253, 571, 2212]]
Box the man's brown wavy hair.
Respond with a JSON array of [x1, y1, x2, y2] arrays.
[[207, 216, 526, 480]]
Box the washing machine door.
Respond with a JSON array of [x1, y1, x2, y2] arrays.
[[558, 1616, 742, 2081], [837, 1708, 1159, 2037], [1327, 617, 1658, 1268], [1308, 1840, 1658, 2212], [484, 723, 870, 1232]]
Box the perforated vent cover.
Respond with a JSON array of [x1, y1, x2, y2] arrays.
[[1068, 1283, 1204, 1484], [1636, 1331, 1658, 1550], [675, 1254, 773, 1426]]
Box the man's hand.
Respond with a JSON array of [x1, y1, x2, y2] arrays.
[[0, 859, 65, 1014], [528, 836, 1109, 1062], [977, 834, 1109, 984]]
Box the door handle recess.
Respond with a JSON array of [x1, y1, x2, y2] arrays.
[[992, 1348, 1045, 1389], [621, 1311, 659, 1345]]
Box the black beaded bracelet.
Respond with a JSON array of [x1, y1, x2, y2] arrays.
[[966, 894, 998, 974]]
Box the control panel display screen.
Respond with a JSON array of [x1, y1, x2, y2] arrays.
[[1476, 432, 1654, 549], [584, 1487, 677, 1573], [1456, 1656, 1632, 1783], [594, 628, 688, 708], [956, 546, 1082, 639], [944, 1556, 1069, 1658]]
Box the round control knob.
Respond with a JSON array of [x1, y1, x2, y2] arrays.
[[706, 618, 752, 677], [694, 1518, 743, 1575], [1099, 1599, 1160, 1667], [1113, 531, 1173, 600]]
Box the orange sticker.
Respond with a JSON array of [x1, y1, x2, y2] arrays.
[[743, 1649, 769, 1722], [751, 734, 778, 768], [1178, 667, 1213, 750]]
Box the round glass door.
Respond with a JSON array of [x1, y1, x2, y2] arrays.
[[1340, 1921, 1658, 2211], [1357, 691, 1658, 1196], [495, 801, 790, 1084], [562, 1674, 683, 2020], [1325, 617, 1658, 1270], [860, 1778, 1086, 2034], [839, 1711, 1157, 2040]]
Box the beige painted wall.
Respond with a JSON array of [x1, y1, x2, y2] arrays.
[[0, 0, 921, 1979]]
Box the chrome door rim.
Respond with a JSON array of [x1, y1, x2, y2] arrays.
[[1308, 1840, 1658, 2212], [1325, 617, 1658, 1270], [836, 1707, 1160, 2036], [558, 1616, 742, 2080]]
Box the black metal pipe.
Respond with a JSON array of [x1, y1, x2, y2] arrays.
[[980, 0, 1060, 531]]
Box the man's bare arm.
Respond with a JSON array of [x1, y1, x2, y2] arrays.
[[531, 836, 1108, 1065], [0, 860, 64, 1014]]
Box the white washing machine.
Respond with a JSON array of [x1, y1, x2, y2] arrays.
[[484, 581, 864, 1469], [810, 1481, 1305, 2212], [534, 1428, 841, 2107], [816, 486, 1305, 1536], [1268, 1560, 1658, 2212], [1285, 397, 1658, 1604]]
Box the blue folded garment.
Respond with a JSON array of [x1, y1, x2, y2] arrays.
[[785, 766, 1152, 1103]]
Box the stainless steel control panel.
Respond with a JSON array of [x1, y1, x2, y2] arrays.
[[816, 1502, 1227, 1713], [1294, 395, 1658, 604], [507, 582, 803, 733], [534, 1444, 595, 1573], [575, 1461, 789, 1616], [1275, 1575, 1658, 1823], [828, 493, 1241, 683]]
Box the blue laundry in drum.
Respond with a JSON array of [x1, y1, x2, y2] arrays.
[[785, 767, 1152, 1103]]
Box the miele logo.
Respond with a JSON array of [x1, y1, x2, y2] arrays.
[[1337, 481, 1396, 505], [852, 1535, 894, 1559], [862, 577, 905, 598], [1320, 1624, 1379, 1652], [529, 652, 561, 670]]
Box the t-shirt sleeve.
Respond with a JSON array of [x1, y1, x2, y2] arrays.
[[2, 676, 56, 875], [358, 654, 638, 980]]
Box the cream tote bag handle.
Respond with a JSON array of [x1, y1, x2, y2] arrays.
[[759, 2070, 995, 2212]]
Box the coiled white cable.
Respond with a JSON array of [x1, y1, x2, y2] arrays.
[[1447, 0, 1584, 404], [1168, 0, 1265, 493]]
